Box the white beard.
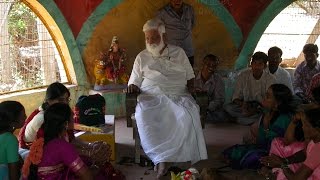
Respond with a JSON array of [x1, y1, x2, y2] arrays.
[[146, 38, 165, 57]]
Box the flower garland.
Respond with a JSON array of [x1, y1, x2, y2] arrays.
[[170, 168, 200, 180], [22, 137, 44, 178]]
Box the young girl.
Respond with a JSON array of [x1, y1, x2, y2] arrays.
[[0, 101, 26, 180], [19, 82, 124, 179], [22, 103, 92, 180], [19, 82, 72, 149]]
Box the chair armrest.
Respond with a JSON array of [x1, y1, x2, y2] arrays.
[[194, 92, 208, 128], [125, 93, 138, 127]]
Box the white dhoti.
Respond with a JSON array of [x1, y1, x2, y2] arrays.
[[135, 90, 207, 165], [128, 45, 208, 165]]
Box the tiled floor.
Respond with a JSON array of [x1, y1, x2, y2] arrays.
[[114, 118, 266, 180]]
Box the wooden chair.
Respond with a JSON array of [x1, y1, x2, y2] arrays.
[[125, 92, 208, 163]]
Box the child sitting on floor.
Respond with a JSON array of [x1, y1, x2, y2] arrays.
[[0, 101, 26, 180]]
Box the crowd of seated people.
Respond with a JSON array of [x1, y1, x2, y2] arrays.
[[0, 82, 124, 180], [213, 43, 320, 180], [1, 6, 320, 178]]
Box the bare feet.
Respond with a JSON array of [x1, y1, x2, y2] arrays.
[[154, 164, 158, 172], [156, 162, 168, 179]]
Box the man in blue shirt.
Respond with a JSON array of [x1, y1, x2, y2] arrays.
[[157, 0, 195, 66]]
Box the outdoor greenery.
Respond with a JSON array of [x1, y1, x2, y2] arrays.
[[8, 2, 36, 41]]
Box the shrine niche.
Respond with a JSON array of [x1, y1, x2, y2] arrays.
[[94, 36, 129, 90]]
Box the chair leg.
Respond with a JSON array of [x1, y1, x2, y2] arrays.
[[134, 128, 141, 164]]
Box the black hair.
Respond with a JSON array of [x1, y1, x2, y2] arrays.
[[0, 101, 24, 132], [251, 51, 268, 64], [267, 84, 294, 126], [203, 54, 219, 62], [268, 46, 283, 57], [43, 103, 72, 144], [28, 103, 71, 180], [304, 108, 320, 128], [303, 43, 318, 54], [42, 82, 70, 110], [270, 84, 293, 113]]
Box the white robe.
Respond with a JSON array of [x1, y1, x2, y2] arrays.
[[128, 45, 207, 165], [266, 66, 293, 92]]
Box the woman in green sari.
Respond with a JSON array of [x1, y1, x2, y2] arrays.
[[223, 84, 295, 170]]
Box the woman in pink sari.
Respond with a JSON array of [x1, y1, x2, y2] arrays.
[[259, 86, 320, 179], [261, 107, 320, 179], [22, 103, 94, 179]]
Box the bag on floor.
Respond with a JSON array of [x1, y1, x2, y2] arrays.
[[75, 94, 106, 126]]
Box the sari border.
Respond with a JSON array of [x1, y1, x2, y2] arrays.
[[69, 157, 85, 172], [38, 163, 64, 175]]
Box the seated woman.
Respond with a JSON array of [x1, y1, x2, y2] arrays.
[[22, 103, 93, 179], [259, 86, 320, 179], [18, 82, 123, 178], [0, 101, 26, 180], [223, 84, 294, 170], [19, 82, 109, 163], [19, 82, 74, 149], [260, 107, 320, 179]]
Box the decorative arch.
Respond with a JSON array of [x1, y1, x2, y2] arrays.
[[24, 0, 88, 86], [234, 0, 293, 70], [199, 0, 242, 48], [77, 0, 242, 53], [77, 0, 123, 53]]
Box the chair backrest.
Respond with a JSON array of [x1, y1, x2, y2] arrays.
[[125, 93, 138, 127]]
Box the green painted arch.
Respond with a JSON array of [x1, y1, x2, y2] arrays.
[[77, 0, 242, 54], [199, 0, 242, 48], [76, 0, 123, 53], [38, 0, 88, 86], [234, 0, 294, 70]]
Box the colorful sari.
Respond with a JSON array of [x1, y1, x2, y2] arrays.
[[270, 139, 320, 180], [270, 138, 305, 180], [18, 108, 75, 149], [18, 109, 40, 149], [36, 138, 86, 180], [223, 113, 291, 169], [31, 138, 124, 180]]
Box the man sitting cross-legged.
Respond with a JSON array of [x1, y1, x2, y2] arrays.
[[124, 18, 207, 179], [293, 43, 320, 102], [224, 52, 276, 125], [194, 54, 225, 123]]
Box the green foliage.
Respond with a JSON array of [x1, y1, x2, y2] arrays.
[[8, 2, 36, 38]]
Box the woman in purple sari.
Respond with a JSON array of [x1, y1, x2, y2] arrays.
[[22, 103, 93, 180]]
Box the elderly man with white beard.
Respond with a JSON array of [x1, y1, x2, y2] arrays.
[[125, 18, 207, 178]]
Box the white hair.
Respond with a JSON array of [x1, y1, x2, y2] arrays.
[[142, 18, 165, 34]]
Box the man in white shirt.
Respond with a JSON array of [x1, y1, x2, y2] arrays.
[[266, 46, 293, 92], [224, 52, 276, 125], [125, 18, 207, 178]]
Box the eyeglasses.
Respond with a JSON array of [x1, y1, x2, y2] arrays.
[[57, 97, 71, 103]]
